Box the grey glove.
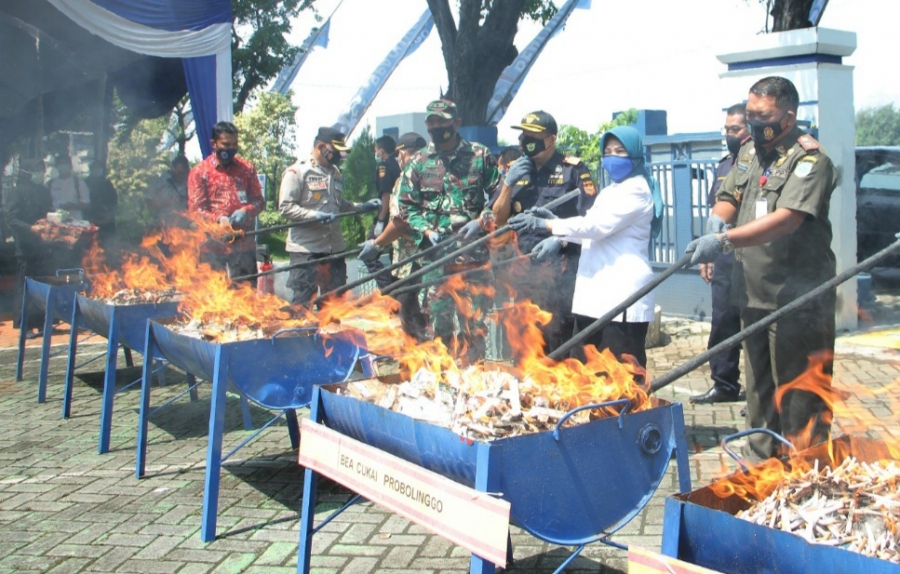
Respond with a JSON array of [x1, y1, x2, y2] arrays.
[[526, 206, 557, 220], [531, 236, 563, 262], [503, 156, 534, 187], [218, 216, 231, 226], [358, 240, 382, 263], [705, 214, 729, 235], [508, 212, 550, 233], [229, 209, 247, 226], [426, 231, 442, 246], [685, 233, 724, 265], [457, 220, 484, 240], [311, 211, 336, 224], [373, 220, 386, 237], [361, 198, 382, 213]]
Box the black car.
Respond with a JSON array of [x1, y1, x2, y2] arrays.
[[856, 146, 900, 269]]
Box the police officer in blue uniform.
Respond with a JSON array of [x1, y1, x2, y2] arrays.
[[491, 111, 598, 354], [691, 103, 750, 404]]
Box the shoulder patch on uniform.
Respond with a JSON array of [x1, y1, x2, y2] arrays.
[[377, 166, 386, 176], [799, 155, 818, 163], [793, 161, 814, 178], [582, 180, 596, 196], [562, 156, 582, 165], [579, 172, 592, 179], [798, 134, 820, 151]]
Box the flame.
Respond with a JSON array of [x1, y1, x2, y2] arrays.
[[709, 351, 900, 504]]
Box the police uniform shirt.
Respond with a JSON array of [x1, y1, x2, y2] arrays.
[[279, 157, 355, 254], [717, 128, 837, 310], [492, 151, 597, 253], [375, 156, 401, 199]]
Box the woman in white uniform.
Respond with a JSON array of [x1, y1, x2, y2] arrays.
[[508, 125, 662, 367]]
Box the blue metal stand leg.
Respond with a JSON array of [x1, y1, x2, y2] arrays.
[[671, 403, 692, 493], [62, 299, 81, 418], [15, 281, 28, 381], [123, 347, 134, 368], [37, 290, 55, 403], [187, 373, 199, 402], [285, 408, 300, 449], [298, 389, 324, 574], [201, 346, 229, 542], [98, 312, 120, 454], [136, 323, 157, 479], [470, 443, 500, 574]]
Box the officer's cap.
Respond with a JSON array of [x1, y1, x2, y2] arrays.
[[511, 111, 557, 135], [396, 132, 427, 152], [426, 99, 458, 120], [315, 127, 350, 151]]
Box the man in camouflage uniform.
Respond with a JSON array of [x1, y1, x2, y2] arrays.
[[396, 100, 500, 359], [686, 76, 837, 462], [359, 132, 429, 340]]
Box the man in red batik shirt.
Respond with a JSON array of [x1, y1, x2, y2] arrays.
[[188, 121, 265, 281]]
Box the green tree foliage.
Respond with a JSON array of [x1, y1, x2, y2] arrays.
[[106, 98, 172, 246], [233, 91, 298, 207], [232, 0, 318, 113], [427, 0, 558, 126], [556, 108, 639, 172], [856, 104, 900, 146], [339, 126, 377, 247]]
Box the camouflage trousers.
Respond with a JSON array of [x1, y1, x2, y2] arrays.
[[422, 264, 492, 364]]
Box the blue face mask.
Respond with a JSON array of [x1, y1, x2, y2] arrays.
[[603, 156, 634, 182]]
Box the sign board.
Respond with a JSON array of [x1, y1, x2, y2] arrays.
[[298, 419, 511, 566], [628, 546, 725, 574]]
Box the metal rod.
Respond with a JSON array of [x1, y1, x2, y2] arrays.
[[387, 252, 537, 298], [381, 189, 583, 297], [547, 253, 694, 361], [649, 238, 900, 393], [313, 237, 461, 304], [229, 249, 362, 282], [219, 208, 369, 242]]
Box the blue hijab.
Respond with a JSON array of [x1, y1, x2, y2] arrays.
[[601, 126, 664, 238]]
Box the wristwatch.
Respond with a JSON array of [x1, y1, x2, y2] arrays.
[[718, 233, 734, 253]]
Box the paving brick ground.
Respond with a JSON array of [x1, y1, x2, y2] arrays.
[[2, 290, 900, 573]]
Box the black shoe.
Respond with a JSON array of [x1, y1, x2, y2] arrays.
[[689, 387, 742, 404], [737, 390, 746, 401]]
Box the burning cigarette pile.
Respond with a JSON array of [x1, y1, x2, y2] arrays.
[[341, 366, 606, 441], [103, 287, 179, 306], [737, 456, 900, 562], [173, 316, 311, 343]]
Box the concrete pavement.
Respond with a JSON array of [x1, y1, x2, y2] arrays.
[[2, 292, 900, 573]]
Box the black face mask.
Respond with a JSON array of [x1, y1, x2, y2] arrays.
[[725, 135, 744, 157], [428, 125, 456, 145], [748, 111, 788, 147], [216, 148, 237, 165], [520, 135, 546, 158]]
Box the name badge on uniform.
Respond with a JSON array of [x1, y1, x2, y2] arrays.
[[237, 190, 249, 204], [755, 196, 768, 220]]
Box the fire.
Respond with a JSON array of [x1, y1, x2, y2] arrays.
[[709, 351, 900, 505]]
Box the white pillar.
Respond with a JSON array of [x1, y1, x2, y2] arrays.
[[716, 28, 858, 331]]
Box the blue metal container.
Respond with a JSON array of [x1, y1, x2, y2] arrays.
[[137, 320, 364, 542], [662, 435, 900, 574], [299, 383, 692, 573], [63, 294, 181, 454], [16, 274, 86, 403]]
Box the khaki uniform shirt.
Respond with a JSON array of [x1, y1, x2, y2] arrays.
[[279, 156, 356, 254], [717, 128, 837, 310]]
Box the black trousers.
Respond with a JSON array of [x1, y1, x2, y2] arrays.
[[364, 256, 428, 341], [288, 252, 347, 306], [573, 315, 649, 368], [708, 251, 742, 394], [741, 302, 835, 462], [510, 254, 579, 355]]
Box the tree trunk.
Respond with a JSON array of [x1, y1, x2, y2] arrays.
[[770, 0, 815, 32], [426, 0, 525, 126]]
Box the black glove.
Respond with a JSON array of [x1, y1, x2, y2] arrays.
[[503, 156, 534, 187], [685, 233, 724, 265], [361, 198, 382, 213]]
